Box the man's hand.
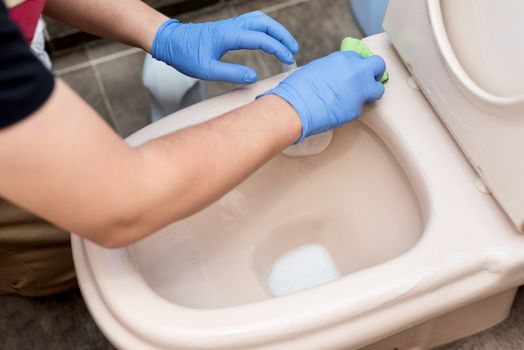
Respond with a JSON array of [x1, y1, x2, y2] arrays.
[[262, 51, 386, 142], [151, 11, 299, 85]]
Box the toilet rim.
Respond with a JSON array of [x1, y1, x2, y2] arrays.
[[72, 35, 523, 348]]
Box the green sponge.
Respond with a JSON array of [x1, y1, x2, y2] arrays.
[[341, 37, 388, 83]]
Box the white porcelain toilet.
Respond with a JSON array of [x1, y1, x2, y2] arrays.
[[71, 1, 524, 349]]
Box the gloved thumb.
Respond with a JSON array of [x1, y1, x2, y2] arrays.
[[208, 60, 258, 85]]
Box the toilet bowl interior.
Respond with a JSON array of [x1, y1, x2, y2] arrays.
[[129, 120, 424, 309]]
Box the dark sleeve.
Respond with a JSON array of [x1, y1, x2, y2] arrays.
[[0, 2, 54, 129]]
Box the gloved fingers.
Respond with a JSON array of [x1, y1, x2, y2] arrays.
[[240, 11, 299, 55], [228, 30, 295, 64], [366, 81, 386, 101], [364, 55, 387, 81], [208, 59, 259, 84]]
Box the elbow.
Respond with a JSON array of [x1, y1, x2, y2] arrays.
[[81, 226, 135, 249], [90, 230, 132, 249], [78, 212, 149, 249]]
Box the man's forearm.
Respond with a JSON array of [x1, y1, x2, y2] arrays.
[[44, 0, 167, 51], [0, 80, 300, 247], [130, 95, 301, 244]]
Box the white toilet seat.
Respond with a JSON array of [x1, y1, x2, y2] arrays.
[[72, 34, 524, 350]]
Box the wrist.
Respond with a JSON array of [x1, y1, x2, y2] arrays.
[[148, 17, 177, 55], [260, 83, 311, 143], [256, 95, 302, 146]]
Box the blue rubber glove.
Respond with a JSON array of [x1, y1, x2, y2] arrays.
[[151, 11, 299, 85], [261, 51, 386, 142]]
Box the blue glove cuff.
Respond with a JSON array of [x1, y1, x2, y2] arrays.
[[152, 19, 181, 61], [258, 82, 313, 144]]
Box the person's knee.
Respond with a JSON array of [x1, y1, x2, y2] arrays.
[[0, 241, 77, 297]]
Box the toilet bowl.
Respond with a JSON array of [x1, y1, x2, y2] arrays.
[[72, 1, 524, 349]]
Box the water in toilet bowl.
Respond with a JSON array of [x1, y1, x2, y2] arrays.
[[267, 244, 341, 296]]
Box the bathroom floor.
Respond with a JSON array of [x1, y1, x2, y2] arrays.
[[1, 0, 524, 349]]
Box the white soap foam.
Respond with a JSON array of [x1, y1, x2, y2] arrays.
[[282, 131, 333, 157], [267, 244, 341, 297]]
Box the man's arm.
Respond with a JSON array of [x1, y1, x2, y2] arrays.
[[0, 79, 301, 248], [44, 0, 166, 52], [43, 1, 299, 85]]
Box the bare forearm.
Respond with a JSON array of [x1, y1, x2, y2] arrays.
[[129, 95, 300, 243], [0, 80, 300, 247], [44, 0, 167, 51]]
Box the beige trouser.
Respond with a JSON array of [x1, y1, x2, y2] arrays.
[[0, 199, 77, 296]]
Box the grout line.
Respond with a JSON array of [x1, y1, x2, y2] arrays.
[[178, 0, 229, 21], [229, 0, 313, 15], [90, 61, 119, 131], [53, 47, 142, 76], [261, 0, 313, 14], [52, 60, 90, 76]]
